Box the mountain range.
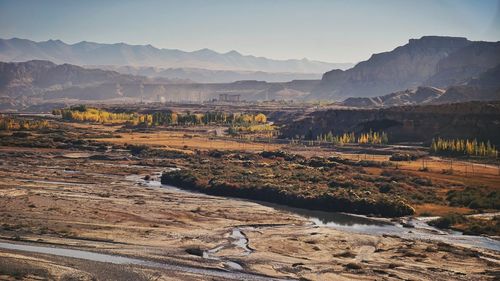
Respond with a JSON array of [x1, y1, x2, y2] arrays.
[[312, 36, 500, 100], [90, 65, 322, 83], [1, 36, 499, 111], [0, 60, 320, 110], [0, 38, 351, 75]]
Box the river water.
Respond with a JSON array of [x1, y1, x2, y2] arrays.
[[129, 173, 500, 252], [0, 242, 291, 281]]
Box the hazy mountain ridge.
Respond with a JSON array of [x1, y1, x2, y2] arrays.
[[0, 38, 352, 73], [1, 36, 500, 111], [313, 36, 500, 100], [0, 60, 146, 97], [90, 65, 323, 83], [0, 60, 320, 110]]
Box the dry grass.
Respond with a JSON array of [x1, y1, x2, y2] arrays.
[[337, 153, 500, 177], [414, 203, 471, 216], [96, 131, 283, 152]]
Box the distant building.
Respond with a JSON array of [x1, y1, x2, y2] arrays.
[[219, 94, 240, 102]]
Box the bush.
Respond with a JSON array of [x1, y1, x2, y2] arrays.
[[328, 177, 357, 189], [429, 214, 465, 229], [381, 170, 406, 181], [345, 263, 363, 270], [411, 177, 432, 186], [208, 150, 224, 158], [12, 132, 32, 138], [447, 187, 500, 210], [389, 153, 420, 161], [378, 183, 394, 193], [462, 216, 500, 236], [127, 144, 149, 155]]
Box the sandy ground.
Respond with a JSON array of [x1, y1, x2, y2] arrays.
[[0, 147, 499, 280], [97, 131, 282, 153]]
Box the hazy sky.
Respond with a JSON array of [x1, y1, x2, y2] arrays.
[[1, 0, 499, 63]]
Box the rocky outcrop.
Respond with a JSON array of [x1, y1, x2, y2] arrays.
[[0, 60, 143, 98], [313, 37, 500, 100], [280, 101, 500, 146], [342, 62, 500, 107], [342, 87, 444, 107], [313, 36, 471, 99], [426, 41, 500, 87]]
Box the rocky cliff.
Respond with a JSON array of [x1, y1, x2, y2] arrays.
[[313, 36, 500, 100]]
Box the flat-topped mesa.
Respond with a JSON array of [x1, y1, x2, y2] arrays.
[[407, 36, 469, 48]]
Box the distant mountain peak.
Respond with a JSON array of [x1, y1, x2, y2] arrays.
[[0, 37, 352, 73], [225, 50, 241, 56]]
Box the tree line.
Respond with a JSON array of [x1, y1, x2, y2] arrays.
[[55, 106, 147, 125], [54, 106, 267, 127], [430, 137, 498, 158], [150, 111, 266, 126], [0, 115, 49, 131], [316, 130, 389, 145]]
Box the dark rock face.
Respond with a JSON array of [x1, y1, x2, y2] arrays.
[[314, 36, 471, 99], [341, 62, 500, 107], [430, 64, 500, 104], [0, 60, 143, 98], [280, 101, 500, 146], [426, 42, 500, 87], [433, 86, 500, 104], [313, 36, 500, 100], [342, 87, 445, 107]]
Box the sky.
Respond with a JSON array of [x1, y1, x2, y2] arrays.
[[0, 0, 499, 63]]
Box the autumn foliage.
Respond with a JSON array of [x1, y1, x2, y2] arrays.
[[54, 106, 268, 127], [430, 137, 498, 158], [316, 130, 389, 145], [0, 115, 50, 131]]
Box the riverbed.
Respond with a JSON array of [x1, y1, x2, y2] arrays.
[[129, 173, 500, 252]]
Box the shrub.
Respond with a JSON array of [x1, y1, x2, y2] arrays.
[[12, 132, 31, 138], [447, 187, 500, 210], [411, 177, 432, 186], [389, 153, 419, 161], [378, 184, 394, 193], [428, 214, 465, 229], [127, 144, 149, 155], [345, 263, 363, 270]]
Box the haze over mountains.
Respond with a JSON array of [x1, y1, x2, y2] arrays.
[[0, 36, 499, 111], [92, 65, 322, 83], [0, 38, 351, 75]]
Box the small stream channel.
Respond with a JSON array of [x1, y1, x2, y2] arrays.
[[0, 242, 290, 281], [129, 173, 500, 252]]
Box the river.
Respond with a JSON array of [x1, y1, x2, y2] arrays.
[[0, 241, 292, 281], [128, 173, 500, 252]]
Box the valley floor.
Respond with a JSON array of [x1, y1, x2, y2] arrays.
[[0, 147, 499, 280]]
